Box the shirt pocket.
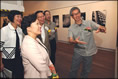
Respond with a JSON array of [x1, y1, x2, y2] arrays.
[[82, 30, 92, 43], [83, 30, 92, 36]]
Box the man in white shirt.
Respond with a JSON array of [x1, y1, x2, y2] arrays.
[[35, 10, 51, 56]]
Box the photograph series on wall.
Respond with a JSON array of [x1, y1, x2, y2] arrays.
[[53, 10, 107, 28]]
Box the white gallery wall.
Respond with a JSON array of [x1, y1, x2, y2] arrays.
[[24, 1, 117, 49]]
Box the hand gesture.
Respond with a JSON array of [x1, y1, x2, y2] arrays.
[[96, 26, 106, 33], [75, 37, 87, 44]]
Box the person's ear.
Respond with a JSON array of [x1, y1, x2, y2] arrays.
[[72, 16, 74, 19], [27, 27, 31, 32]]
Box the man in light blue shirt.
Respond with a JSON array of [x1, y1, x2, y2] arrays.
[[44, 10, 57, 65], [68, 7, 106, 78]]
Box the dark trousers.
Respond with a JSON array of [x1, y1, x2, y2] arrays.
[[69, 52, 93, 78], [2, 57, 24, 78], [50, 38, 56, 65]]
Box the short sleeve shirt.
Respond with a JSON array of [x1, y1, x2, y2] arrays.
[[68, 20, 100, 56]]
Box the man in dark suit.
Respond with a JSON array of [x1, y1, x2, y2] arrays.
[[35, 10, 51, 56]]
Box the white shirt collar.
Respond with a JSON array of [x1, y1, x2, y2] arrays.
[[41, 24, 45, 43], [8, 22, 20, 31], [8, 23, 15, 30]]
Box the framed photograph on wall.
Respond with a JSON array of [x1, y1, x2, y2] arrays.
[[53, 15, 59, 27], [81, 12, 86, 20], [63, 14, 70, 28], [92, 10, 107, 27]]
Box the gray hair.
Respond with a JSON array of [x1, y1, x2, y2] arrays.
[[70, 7, 81, 16]]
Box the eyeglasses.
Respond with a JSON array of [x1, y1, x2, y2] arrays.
[[72, 12, 80, 16], [38, 16, 45, 19]]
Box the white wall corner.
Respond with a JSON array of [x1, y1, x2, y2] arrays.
[[1, 1, 25, 12]]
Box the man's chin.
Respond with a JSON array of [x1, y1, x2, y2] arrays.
[[41, 22, 44, 24], [17, 24, 21, 27]]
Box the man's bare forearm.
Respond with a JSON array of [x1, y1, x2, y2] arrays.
[[69, 39, 77, 44]]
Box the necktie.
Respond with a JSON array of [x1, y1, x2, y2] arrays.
[[15, 30, 20, 58]]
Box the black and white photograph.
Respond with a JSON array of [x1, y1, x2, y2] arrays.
[[63, 14, 70, 28], [92, 10, 107, 26], [53, 15, 59, 27], [81, 12, 86, 20]]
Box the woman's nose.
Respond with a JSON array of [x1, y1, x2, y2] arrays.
[[39, 25, 41, 28]]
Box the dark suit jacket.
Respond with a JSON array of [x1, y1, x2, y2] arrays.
[[37, 25, 51, 57], [44, 25, 51, 56]]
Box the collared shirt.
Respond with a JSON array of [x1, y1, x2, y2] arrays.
[[41, 24, 46, 43], [45, 21, 57, 40], [68, 20, 100, 56], [0, 23, 23, 59]]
